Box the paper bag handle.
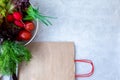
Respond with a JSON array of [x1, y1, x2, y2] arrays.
[[75, 59, 94, 78]]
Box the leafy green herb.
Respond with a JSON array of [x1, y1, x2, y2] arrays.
[[0, 0, 14, 16], [0, 40, 31, 75], [6, 2, 15, 13], [24, 5, 52, 26], [0, 0, 14, 24]]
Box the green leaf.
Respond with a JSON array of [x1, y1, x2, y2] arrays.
[[0, 40, 31, 75], [7, 2, 15, 13], [24, 5, 52, 26]]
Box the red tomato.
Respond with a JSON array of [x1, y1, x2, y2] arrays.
[[25, 22, 35, 31], [18, 30, 32, 41]]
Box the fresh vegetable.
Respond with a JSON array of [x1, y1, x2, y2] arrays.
[[7, 14, 14, 22], [13, 0, 30, 14], [18, 30, 31, 41], [0, 19, 21, 41], [0, 0, 7, 24], [0, 0, 14, 24], [14, 20, 24, 28], [25, 22, 35, 31], [0, 0, 52, 79], [0, 0, 7, 17], [0, 40, 31, 75], [13, 12, 22, 20], [6, 2, 15, 13], [24, 5, 52, 26]]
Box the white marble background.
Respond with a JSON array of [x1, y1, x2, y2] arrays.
[[30, 0, 120, 80]]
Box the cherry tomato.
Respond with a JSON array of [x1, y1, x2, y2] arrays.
[[18, 30, 32, 41], [25, 22, 35, 31]]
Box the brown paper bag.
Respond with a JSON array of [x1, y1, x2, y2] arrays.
[[19, 42, 75, 80]]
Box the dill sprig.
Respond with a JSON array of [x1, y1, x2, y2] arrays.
[[0, 40, 31, 75]]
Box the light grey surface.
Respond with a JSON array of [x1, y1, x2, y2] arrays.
[[31, 0, 120, 80]]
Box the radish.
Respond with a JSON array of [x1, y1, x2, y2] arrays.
[[13, 12, 22, 20], [7, 14, 14, 22], [14, 20, 24, 28], [18, 30, 32, 41]]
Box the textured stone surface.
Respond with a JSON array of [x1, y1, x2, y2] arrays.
[[31, 0, 120, 80]]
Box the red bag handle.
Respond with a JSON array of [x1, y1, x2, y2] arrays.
[[75, 59, 94, 78]]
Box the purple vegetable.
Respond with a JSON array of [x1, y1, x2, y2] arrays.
[[12, 0, 30, 15], [0, 18, 21, 41]]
